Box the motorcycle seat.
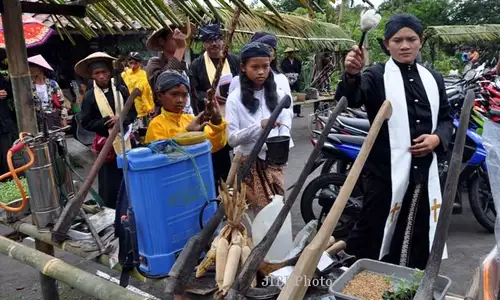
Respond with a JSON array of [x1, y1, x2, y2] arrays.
[[490, 108, 500, 117], [328, 133, 365, 146], [347, 108, 368, 119], [337, 116, 370, 132]]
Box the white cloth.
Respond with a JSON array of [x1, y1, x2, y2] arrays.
[[35, 84, 49, 108], [182, 71, 193, 114], [379, 58, 447, 260], [225, 88, 293, 160], [228, 71, 295, 143]]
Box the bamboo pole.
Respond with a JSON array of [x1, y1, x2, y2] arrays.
[[2, 1, 59, 299], [0, 236, 151, 300]]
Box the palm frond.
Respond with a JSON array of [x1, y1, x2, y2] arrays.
[[216, 9, 355, 51], [425, 25, 500, 44], [24, 0, 354, 50]]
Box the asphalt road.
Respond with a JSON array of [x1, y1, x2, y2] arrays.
[[0, 104, 495, 299]]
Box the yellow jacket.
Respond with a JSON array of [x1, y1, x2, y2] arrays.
[[121, 68, 155, 117], [145, 109, 227, 153]]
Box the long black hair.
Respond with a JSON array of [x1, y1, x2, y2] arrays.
[[240, 57, 278, 114]]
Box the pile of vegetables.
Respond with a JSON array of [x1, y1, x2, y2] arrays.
[[0, 177, 29, 204], [196, 178, 256, 296], [382, 270, 426, 300]]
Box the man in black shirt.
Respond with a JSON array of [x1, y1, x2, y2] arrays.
[[188, 24, 239, 115], [0, 74, 16, 176], [336, 14, 453, 269], [281, 48, 303, 117]]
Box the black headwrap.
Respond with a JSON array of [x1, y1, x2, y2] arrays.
[[384, 14, 424, 40], [199, 24, 222, 42], [88, 61, 111, 74], [156, 71, 190, 93], [250, 32, 278, 49], [240, 42, 271, 61]]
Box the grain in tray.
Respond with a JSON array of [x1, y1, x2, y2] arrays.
[[343, 270, 391, 300]]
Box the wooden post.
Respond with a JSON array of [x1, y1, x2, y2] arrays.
[[1, 1, 58, 299], [0, 236, 151, 300], [2, 0, 38, 133]]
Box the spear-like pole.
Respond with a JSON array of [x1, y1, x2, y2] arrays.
[[204, 7, 241, 112]]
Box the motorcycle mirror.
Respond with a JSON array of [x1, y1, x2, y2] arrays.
[[464, 69, 476, 81]]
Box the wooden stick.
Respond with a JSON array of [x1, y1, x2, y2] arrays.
[[414, 90, 475, 299], [205, 7, 241, 107], [164, 96, 291, 296], [52, 88, 141, 242], [277, 100, 392, 300], [326, 240, 347, 257], [227, 97, 348, 298], [0, 236, 149, 300]]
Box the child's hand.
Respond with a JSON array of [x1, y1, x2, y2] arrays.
[[205, 98, 222, 125], [186, 112, 208, 132]]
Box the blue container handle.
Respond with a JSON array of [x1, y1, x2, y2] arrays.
[[199, 198, 221, 229]]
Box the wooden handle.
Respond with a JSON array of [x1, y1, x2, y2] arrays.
[[326, 240, 347, 256], [277, 100, 392, 300], [226, 152, 242, 184]]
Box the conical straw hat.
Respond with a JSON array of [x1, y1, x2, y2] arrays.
[[146, 21, 196, 51], [74, 52, 116, 78], [27, 55, 53, 71]]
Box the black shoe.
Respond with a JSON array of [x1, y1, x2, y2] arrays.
[[453, 202, 462, 214], [296, 114, 304, 118]]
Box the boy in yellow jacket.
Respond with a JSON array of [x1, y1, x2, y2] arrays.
[[145, 70, 227, 157], [121, 52, 155, 122]]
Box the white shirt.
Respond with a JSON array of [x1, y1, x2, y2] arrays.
[[225, 88, 293, 160], [228, 71, 295, 129], [183, 71, 194, 114], [228, 72, 293, 106], [35, 84, 49, 108]]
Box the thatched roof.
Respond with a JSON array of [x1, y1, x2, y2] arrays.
[[23, 0, 354, 50], [425, 24, 500, 44], [219, 10, 355, 50]]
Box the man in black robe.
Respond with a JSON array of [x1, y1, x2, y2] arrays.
[[0, 74, 16, 177], [188, 23, 239, 115], [281, 48, 303, 117], [76, 52, 137, 209], [336, 14, 453, 269]]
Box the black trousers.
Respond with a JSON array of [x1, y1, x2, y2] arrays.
[[211, 144, 231, 194], [98, 160, 123, 209], [0, 133, 12, 179], [346, 169, 430, 270], [291, 84, 302, 115]]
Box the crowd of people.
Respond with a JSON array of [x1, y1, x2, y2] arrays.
[[1, 12, 493, 272]]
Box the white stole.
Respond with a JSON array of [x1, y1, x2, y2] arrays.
[[93, 78, 131, 154], [380, 58, 447, 260]]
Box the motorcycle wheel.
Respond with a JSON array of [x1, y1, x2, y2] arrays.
[[320, 158, 352, 175], [468, 171, 496, 233], [300, 173, 362, 238]]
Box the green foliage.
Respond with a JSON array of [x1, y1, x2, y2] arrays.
[[273, 0, 330, 13], [448, 0, 500, 25], [0, 177, 29, 204], [382, 270, 425, 300]]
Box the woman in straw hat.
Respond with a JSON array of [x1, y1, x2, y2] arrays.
[[28, 54, 65, 130], [145, 22, 195, 116], [76, 52, 137, 209]]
